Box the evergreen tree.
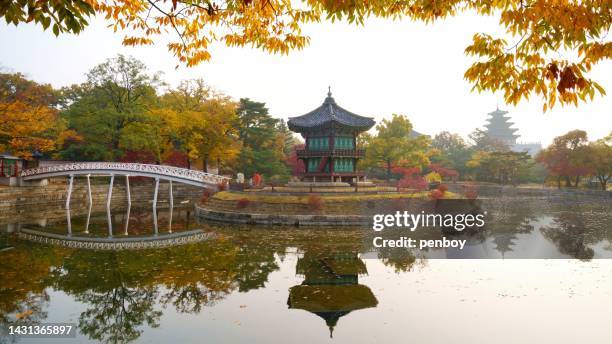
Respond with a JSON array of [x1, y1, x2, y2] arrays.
[[235, 98, 288, 178]]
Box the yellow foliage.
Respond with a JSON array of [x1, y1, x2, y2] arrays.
[[2, 0, 610, 110], [92, 0, 610, 110], [0, 74, 66, 159], [425, 172, 442, 183]]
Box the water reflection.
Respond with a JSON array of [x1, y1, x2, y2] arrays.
[[367, 198, 611, 259], [539, 204, 612, 260], [0, 196, 610, 342], [0, 226, 375, 343], [0, 242, 57, 343], [15, 205, 195, 239], [288, 249, 377, 337]]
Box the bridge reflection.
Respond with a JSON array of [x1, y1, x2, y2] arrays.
[[21, 163, 230, 227], [17, 201, 211, 250]]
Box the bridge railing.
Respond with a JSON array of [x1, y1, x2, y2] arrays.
[[21, 162, 231, 185]]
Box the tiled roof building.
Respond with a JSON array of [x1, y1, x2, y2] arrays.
[[287, 89, 375, 183]]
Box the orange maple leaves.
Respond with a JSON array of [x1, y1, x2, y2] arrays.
[[1, 0, 610, 110], [0, 73, 79, 159]]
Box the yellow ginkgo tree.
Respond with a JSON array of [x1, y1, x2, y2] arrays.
[[0, 73, 78, 159], [1, 0, 610, 110]]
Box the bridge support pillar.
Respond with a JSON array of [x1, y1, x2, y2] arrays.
[[153, 177, 159, 235], [124, 205, 131, 236], [169, 180, 173, 208], [65, 174, 74, 209], [125, 175, 131, 208], [124, 175, 131, 236], [66, 209, 72, 237], [107, 174, 114, 237], [85, 175, 92, 234], [85, 203, 91, 234], [168, 181, 173, 233], [107, 174, 114, 208], [86, 174, 92, 207]]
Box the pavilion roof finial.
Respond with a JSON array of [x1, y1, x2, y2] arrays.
[[327, 86, 332, 98]]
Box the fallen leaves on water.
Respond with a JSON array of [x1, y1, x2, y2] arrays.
[[15, 309, 33, 319]]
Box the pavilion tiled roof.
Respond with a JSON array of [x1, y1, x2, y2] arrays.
[[288, 89, 376, 132]]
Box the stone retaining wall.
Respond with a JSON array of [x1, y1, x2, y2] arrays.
[[0, 180, 204, 222], [195, 204, 367, 226], [448, 183, 611, 200], [0, 179, 203, 213]]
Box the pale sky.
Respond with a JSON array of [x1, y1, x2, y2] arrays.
[[1, 13, 610, 146]]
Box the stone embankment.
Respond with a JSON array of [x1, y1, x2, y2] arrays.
[[195, 192, 371, 226], [0, 179, 203, 223], [195, 204, 367, 226], [447, 183, 611, 200]]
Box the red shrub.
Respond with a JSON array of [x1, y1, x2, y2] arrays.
[[437, 184, 448, 193], [201, 190, 211, 203], [307, 194, 324, 211], [429, 189, 445, 200], [236, 198, 250, 209], [163, 151, 189, 168], [429, 163, 459, 179], [119, 150, 156, 164], [119, 151, 156, 183], [217, 180, 228, 191], [397, 175, 428, 192], [252, 173, 263, 187]]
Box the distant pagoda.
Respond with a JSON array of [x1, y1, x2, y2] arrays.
[[287, 88, 375, 183], [484, 107, 519, 146], [482, 107, 542, 156]]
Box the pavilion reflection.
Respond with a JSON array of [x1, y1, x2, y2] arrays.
[[288, 249, 378, 338]]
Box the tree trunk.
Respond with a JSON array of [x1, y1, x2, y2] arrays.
[[574, 175, 580, 187], [598, 176, 608, 191], [187, 158, 191, 170], [564, 176, 572, 187], [203, 157, 208, 173], [557, 176, 561, 189]]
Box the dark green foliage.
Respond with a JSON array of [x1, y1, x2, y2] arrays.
[[234, 98, 289, 178], [59, 55, 162, 161]]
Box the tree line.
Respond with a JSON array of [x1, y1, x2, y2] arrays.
[[353, 114, 610, 190], [1, 55, 609, 189], [0, 55, 296, 180]]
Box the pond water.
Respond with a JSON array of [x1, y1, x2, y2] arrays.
[[1, 195, 611, 343]]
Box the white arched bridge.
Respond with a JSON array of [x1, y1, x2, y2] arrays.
[[21, 162, 231, 211], [21, 162, 229, 188], [18, 162, 231, 247]]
